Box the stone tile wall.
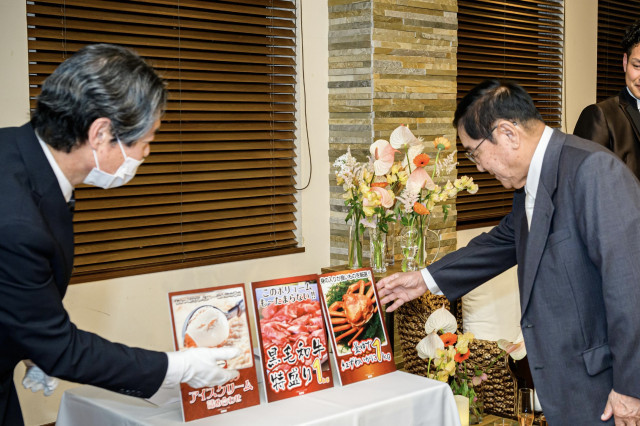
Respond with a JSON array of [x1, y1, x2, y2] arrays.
[[329, 0, 458, 266]]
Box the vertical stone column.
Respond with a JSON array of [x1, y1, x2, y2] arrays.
[[329, 0, 458, 266]]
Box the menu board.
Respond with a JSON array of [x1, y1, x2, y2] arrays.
[[318, 268, 395, 386], [251, 274, 334, 402], [168, 284, 260, 422]]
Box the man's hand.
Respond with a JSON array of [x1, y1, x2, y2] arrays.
[[375, 271, 428, 312], [169, 347, 240, 389], [22, 360, 59, 396], [602, 389, 640, 425]]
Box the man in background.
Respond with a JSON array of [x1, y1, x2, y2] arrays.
[[378, 79, 640, 425], [0, 44, 238, 425], [574, 19, 640, 179]]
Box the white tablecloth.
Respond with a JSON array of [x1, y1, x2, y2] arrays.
[[57, 371, 460, 426]]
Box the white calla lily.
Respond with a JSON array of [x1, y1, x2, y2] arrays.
[[390, 125, 418, 150], [424, 305, 457, 335], [416, 332, 444, 360], [497, 331, 527, 360]]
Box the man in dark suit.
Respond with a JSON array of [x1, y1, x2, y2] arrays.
[[574, 19, 640, 179], [0, 44, 239, 426], [377, 80, 640, 425]]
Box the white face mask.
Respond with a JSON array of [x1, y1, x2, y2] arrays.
[[83, 138, 144, 189]]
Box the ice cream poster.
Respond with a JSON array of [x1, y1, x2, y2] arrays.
[[168, 284, 260, 422], [251, 274, 334, 403], [318, 268, 395, 386]]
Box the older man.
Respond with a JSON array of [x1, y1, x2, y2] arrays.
[[0, 44, 238, 426], [377, 79, 640, 425]]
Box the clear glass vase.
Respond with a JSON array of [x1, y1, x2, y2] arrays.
[[385, 222, 397, 266], [369, 227, 387, 273], [400, 225, 419, 272], [348, 220, 363, 269]]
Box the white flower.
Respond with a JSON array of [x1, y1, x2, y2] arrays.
[[497, 331, 527, 360], [416, 332, 444, 359], [390, 125, 419, 150], [424, 305, 457, 335]]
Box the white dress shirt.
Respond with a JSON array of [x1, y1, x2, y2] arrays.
[[37, 134, 74, 203]]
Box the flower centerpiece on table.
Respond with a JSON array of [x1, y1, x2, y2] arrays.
[[390, 125, 479, 270], [416, 306, 524, 422]]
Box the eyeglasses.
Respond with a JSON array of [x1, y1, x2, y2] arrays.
[[465, 126, 497, 164]]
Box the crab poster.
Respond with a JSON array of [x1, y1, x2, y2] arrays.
[[318, 268, 395, 386], [168, 284, 260, 422], [251, 274, 334, 402]]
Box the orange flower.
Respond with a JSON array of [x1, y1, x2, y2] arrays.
[[433, 136, 451, 150], [440, 332, 458, 347], [413, 202, 429, 215], [413, 153, 430, 168], [454, 349, 470, 362], [371, 181, 388, 188]]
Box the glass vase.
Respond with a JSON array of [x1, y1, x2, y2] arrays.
[[415, 215, 441, 269], [347, 220, 363, 269], [385, 222, 397, 266], [399, 225, 419, 272], [369, 227, 387, 274]]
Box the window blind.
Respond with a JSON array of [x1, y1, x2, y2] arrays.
[[27, 0, 303, 283], [456, 0, 564, 228], [596, 1, 640, 102]]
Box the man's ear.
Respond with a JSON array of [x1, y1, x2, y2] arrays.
[[86, 117, 112, 150], [624, 53, 629, 73], [498, 120, 519, 149]]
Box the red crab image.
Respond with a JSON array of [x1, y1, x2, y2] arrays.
[[328, 280, 378, 346]]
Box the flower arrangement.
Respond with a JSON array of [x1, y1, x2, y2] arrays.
[[390, 126, 478, 269], [333, 124, 479, 270], [416, 306, 526, 422]]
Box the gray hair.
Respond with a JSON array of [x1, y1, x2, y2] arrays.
[[31, 44, 167, 152]]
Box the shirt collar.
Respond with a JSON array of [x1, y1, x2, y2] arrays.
[[626, 86, 640, 111], [524, 126, 553, 202], [36, 133, 74, 203]]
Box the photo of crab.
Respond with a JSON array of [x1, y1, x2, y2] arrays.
[[323, 275, 385, 355]]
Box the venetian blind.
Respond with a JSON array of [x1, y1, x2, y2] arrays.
[[456, 0, 564, 228], [27, 0, 303, 283], [596, 1, 640, 102]]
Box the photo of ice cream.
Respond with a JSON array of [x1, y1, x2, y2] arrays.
[[171, 288, 252, 370]]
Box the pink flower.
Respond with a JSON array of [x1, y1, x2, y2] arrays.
[[471, 373, 488, 386], [370, 139, 398, 176], [406, 167, 435, 192], [371, 186, 395, 209]]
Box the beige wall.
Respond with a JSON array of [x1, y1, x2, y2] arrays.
[[1, 0, 598, 424]]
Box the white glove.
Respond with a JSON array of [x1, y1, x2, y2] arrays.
[[167, 347, 240, 389], [22, 360, 59, 397]]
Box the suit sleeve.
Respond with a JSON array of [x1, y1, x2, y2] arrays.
[[573, 104, 612, 149], [0, 218, 168, 398], [574, 152, 640, 399], [426, 209, 518, 301]]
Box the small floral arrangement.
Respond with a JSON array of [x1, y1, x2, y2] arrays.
[[416, 306, 525, 420], [391, 127, 478, 260]]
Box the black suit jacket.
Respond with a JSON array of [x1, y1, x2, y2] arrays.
[[428, 130, 640, 425], [574, 88, 640, 178], [0, 124, 167, 425]]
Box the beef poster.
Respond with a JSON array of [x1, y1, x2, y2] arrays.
[[318, 268, 395, 386], [251, 274, 334, 402], [168, 284, 260, 422]]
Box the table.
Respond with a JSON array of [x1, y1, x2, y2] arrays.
[[57, 371, 461, 426]]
